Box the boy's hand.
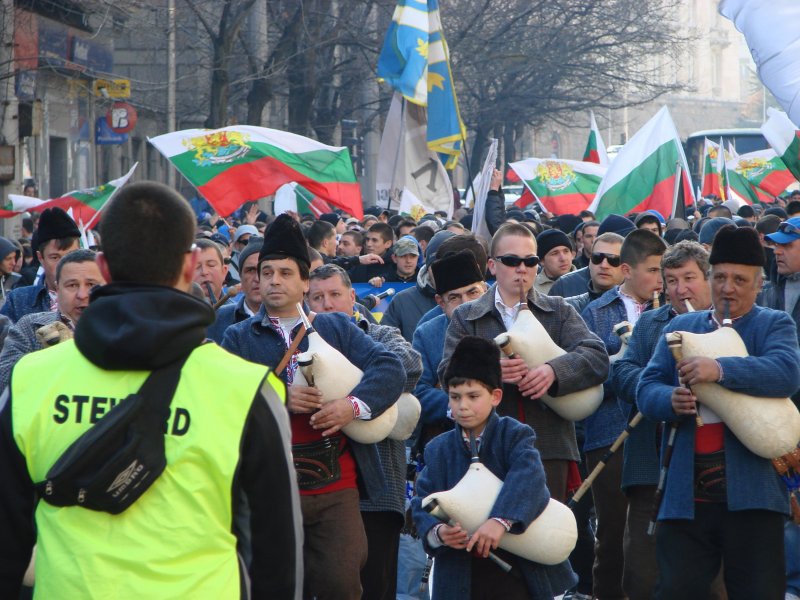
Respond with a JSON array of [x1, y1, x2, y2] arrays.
[[438, 522, 469, 549], [466, 519, 505, 558]]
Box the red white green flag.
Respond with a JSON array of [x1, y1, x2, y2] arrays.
[[273, 182, 334, 218], [589, 106, 694, 220], [582, 111, 609, 166], [0, 195, 45, 218], [509, 158, 606, 216], [8, 164, 137, 225], [727, 149, 795, 200], [149, 126, 363, 218], [761, 108, 800, 183], [701, 138, 729, 198]]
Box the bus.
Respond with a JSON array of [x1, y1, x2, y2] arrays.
[[684, 128, 769, 191]]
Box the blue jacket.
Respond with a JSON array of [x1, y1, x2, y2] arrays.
[[411, 411, 577, 599], [221, 309, 406, 500], [611, 304, 674, 489], [417, 304, 443, 328], [580, 287, 628, 452], [548, 266, 590, 298], [412, 313, 450, 426], [637, 306, 800, 519], [207, 295, 252, 344], [0, 281, 49, 324]]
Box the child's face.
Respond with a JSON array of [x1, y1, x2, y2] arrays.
[[448, 380, 502, 433]]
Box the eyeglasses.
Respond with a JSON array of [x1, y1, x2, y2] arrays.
[[494, 255, 540, 268], [591, 252, 621, 267]]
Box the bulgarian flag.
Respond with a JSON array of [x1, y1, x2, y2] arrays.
[[761, 108, 800, 183], [701, 138, 724, 198], [582, 111, 609, 166], [726, 167, 770, 205], [509, 158, 606, 216], [727, 149, 794, 199], [273, 182, 334, 218], [149, 126, 363, 219], [589, 106, 694, 220], [0, 195, 46, 218], [14, 164, 137, 226]]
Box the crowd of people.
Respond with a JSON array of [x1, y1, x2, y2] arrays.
[[1, 176, 800, 600]]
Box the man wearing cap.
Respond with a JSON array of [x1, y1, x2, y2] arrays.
[[207, 238, 263, 344], [1, 208, 80, 323], [222, 214, 405, 600], [0, 236, 21, 307], [320, 212, 346, 234], [229, 224, 259, 281], [534, 229, 576, 295], [368, 238, 420, 287], [412, 250, 487, 446], [306, 263, 421, 600], [635, 211, 665, 236], [699, 217, 736, 251], [638, 224, 800, 599]]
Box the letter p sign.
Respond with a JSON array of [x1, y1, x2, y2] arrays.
[[106, 102, 137, 134]]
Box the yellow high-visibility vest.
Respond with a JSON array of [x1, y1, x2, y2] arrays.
[[12, 340, 284, 599]]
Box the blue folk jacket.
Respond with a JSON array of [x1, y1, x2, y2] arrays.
[[221, 308, 406, 500], [581, 287, 628, 452], [411, 411, 576, 599], [637, 306, 800, 519], [611, 304, 674, 489], [0, 281, 49, 324], [412, 313, 450, 427]]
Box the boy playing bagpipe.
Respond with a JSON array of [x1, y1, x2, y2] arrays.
[[411, 336, 576, 599]]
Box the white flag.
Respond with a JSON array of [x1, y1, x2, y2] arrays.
[[469, 139, 498, 242]]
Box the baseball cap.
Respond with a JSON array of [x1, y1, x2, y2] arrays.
[[766, 217, 800, 245], [393, 238, 420, 256]]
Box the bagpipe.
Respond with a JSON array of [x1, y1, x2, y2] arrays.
[[290, 303, 420, 444], [493, 287, 603, 421]]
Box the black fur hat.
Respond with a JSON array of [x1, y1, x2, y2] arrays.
[[708, 224, 765, 267], [431, 250, 484, 295], [32, 207, 80, 252], [259, 214, 310, 268], [443, 336, 502, 391]]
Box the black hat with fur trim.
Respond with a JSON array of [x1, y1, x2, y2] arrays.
[[32, 207, 80, 252], [259, 213, 310, 268], [443, 335, 501, 391], [430, 250, 484, 295], [709, 224, 765, 267]]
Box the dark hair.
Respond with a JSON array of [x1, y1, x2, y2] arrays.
[[755, 214, 782, 235], [437, 233, 489, 274], [100, 182, 195, 285], [708, 205, 733, 219], [55, 249, 97, 283], [341, 230, 363, 247], [39, 236, 80, 255], [395, 218, 417, 236], [195, 238, 225, 264], [21, 217, 33, 233], [620, 228, 668, 267], [307, 220, 336, 250], [411, 226, 435, 244], [579, 210, 596, 220], [368, 222, 395, 244], [489, 222, 535, 256], [445, 376, 495, 393], [661, 240, 710, 279], [309, 263, 352, 288], [787, 200, 800, 215]]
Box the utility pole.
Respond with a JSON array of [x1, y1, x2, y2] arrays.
[[167, 0, 176, 188]]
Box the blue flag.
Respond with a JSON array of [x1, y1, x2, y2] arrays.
[[377, 0, 465, 169]]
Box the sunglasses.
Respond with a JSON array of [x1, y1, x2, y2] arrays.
[[591, 252, 621, 267], [777, 221, 800, 236], [494, 255, 540, 268]]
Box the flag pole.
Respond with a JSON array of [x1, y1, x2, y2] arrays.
[[460, 133, 480, 210], [670, 161, 683, 219]]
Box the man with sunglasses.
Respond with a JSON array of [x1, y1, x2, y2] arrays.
[[580, 228, 667, 600], [565, 233, 625, 314], [438, 223, 608, 502]]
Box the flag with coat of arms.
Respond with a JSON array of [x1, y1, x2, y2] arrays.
[[510, 158, 606, 216], [377, 0, 465, 169]]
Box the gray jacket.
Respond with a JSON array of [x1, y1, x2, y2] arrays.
[[438, 284, 609, 461], [0, 310, 59, 390]]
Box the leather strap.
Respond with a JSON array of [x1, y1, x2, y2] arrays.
[[275, 312, 316, 375]]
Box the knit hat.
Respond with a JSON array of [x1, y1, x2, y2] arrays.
[[443, 336, 501, 391], [431, 250, 484, 295], [598, 214, 635, 237], [319, 212, 342, 227], [237, 237, 264, 272], [536, 228, 572, 257], [635, 212, 664, 235], [675, 229, 699, 243], [0, 236, 17, 261], [764, 206, 789, 220], [425, 230, 456, 263], [699, 217, 735, 246], [233, 224, 259, 244], [709, 224, 765, 267], [554, 214, 582, 234], [32, 207, 80, 252], [259, 214, 310, 267]]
